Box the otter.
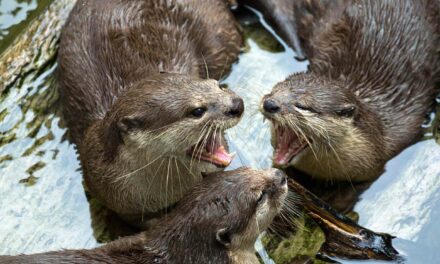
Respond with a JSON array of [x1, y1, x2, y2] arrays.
[[0, 168, 288, 264], [260, 0, 440, 181], [58, 0, 243, 226]]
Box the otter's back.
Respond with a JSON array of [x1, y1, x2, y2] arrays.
[[57, 0, 241, 143], [306, 0, 440, 154]]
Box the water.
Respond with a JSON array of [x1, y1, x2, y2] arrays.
[[0, 0, 52, 54], [0, 1, 439, 263], [0, 0, 98, 254]]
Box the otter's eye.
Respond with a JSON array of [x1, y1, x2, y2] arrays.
[[190, 107, 207, 118], [257, 191, 267, 204], [294, 103, 313, 112], [335, 106, 355, 117]]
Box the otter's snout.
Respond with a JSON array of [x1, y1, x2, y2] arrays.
[[265, 168, 288, 195], [225, 97, 244, 118], [270, 168, 288, 187], [261, 95, 281, 115]]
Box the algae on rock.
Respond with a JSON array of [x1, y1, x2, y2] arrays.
[[0, 0, 76, 93]]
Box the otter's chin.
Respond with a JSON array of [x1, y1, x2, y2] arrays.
[[273, 125, 308, 167], [187, 134, 235, 168]]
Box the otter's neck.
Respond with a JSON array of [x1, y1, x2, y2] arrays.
[[81, 118, 203, 218], [230, 249, 260, 264], [102, 226, 236, 263], [146, 221, 232, 264]]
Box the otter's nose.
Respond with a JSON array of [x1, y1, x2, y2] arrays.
[[263, 99, 280, 114], [226, 97, 244, 118], [270, 168, 288, 187]]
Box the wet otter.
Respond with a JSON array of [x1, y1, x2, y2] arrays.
[[261, 0, 440, 181], [58, 0, 243, 225], [0, 168, 288, 264]]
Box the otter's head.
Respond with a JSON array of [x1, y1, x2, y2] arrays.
[[97, 73, 244, 214], [159, 167, 287, 262], [105, 73, 243, 167], [261, 73, 385, 181]]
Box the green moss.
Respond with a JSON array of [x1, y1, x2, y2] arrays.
[[345, 211, 359, 222], [263, 216, 328, 264], [25, 161, 46, 175], [51, 149, 59, 159], [243, 25, 284, 53], [237, 8, 284, 54], [88, 195, 137, 243], [22, 132, 55, 157], [26, 117, 44, 138], [88, 197, 113, 243], [0, 132, 17, 148], [0, 154, 13, 164], [19, 175, 39, 187], [0, 109, 8, 122], [0, 0, 53, 55], [19, 161, 46, 186]]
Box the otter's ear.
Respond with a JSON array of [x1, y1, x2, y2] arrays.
[[216, 228, 232, 248], [117, 117, 142, 134], [335, 105, 356, 118]]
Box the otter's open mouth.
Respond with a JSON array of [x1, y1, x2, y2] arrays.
[[188, 135, 235, 167], [273, 125, 308, 166]]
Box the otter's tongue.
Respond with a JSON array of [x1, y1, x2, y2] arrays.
[[200, 136, 234, 167], [274, 127, 307, 166]]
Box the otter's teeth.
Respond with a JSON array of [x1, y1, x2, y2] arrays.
[[211, 145, 233, 166], [273, 127, 307, 166], [191, 136, 235, 167]]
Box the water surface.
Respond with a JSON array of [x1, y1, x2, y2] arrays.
[[0, 1, 439, 263], [0, 0, 52, 54]]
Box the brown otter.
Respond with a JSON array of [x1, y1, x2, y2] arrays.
[[0, 168, 288, 264], [58, 0, 243, 225], [260, 0, 440, 181]]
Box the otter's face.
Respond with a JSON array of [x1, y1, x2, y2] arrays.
[[231, 168, 289, 250], [114, 73, 244, 171], [178, 168, 288, 250], [260, 73, 380, 180]]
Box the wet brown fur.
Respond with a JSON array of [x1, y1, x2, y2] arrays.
[[57, 0, 244, 225], [261, 0, 440, 181], [0, 168, 288, 264], [59, 0, 243, 140]]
